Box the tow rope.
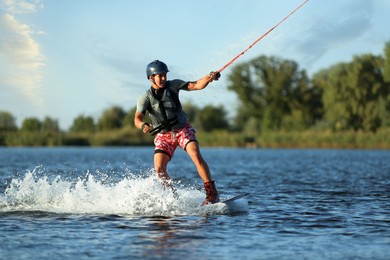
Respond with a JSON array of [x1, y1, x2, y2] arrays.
[[217, 0, 310, 73]]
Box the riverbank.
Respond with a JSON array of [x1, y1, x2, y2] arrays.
[[1, 127, 389, 149]]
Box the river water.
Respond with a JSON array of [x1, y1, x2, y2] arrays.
[[0, 147, 389, 259]]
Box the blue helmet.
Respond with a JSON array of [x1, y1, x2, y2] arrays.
[[146, 60, 169, 79]]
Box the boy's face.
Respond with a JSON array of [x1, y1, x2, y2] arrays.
[[150, 73, 167, 89]]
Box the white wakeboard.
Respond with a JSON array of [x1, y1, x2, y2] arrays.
[[221, 192, 250, 203], [200, 192, 250, 214], [222, 192, 250, 213]]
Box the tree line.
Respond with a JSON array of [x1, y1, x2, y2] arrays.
[[0, 104, 229, 134], [0, 104, 231, 146], [1, 41, 390, 147], [228, 41, 390, 134]]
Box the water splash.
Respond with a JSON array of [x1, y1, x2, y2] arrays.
[[0, 168, 246, 216]]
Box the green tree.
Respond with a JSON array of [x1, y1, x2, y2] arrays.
[[315, 54, 387, 132], [42, 116, 60, 133], [228, 55, 317, 132], [183, 102, 199, 123], [97, 106, 126, 131], [70, 115, 95, 132], [21, 117, 42, 132], [380, 41, 390, 127], [0, 111, 17, 131], [196, 105, 229, 132], [228, 62, 265, 132], [384, 41, 390, 83]]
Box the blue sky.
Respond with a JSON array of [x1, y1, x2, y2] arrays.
[[1, 0, 389, 130]]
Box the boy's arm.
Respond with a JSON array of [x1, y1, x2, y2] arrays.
[[187, 72, 220, 91], [134, 112, 151, 133]]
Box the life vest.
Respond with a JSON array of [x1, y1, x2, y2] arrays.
[[145, 83, 187, 134]]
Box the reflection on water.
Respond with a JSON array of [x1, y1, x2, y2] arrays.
[[131, 216, 209, 259]]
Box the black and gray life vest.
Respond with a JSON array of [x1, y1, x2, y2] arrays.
[[146, 85, 187, 134]]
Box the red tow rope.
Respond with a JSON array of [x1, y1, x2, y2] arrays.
[[217, 0, 310, 73]]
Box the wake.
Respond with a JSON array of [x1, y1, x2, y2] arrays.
[[0, 168, 245, 216]]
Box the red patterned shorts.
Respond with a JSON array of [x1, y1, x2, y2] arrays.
[[154, 123, 197, 158]]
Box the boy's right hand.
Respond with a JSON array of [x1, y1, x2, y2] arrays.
[[142, 122, 151, 133]]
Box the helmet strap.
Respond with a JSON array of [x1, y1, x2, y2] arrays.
[[150, 75, 158, 88]]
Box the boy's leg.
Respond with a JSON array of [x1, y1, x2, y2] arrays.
[[154, 152, 171, 181], [185, 141, 219, 204]]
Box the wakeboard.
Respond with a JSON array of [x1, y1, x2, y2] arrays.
[[201, 193, 250, 214], [221, 192, 250, 203]]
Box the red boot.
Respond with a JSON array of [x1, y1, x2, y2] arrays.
[[203, 181, 220, 205]]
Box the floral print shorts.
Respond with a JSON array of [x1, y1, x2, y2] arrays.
[[154, 123, 197, 158]]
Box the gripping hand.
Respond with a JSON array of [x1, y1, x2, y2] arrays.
[[209, 71, 221, 82]]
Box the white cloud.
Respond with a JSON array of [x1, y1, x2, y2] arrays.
[[3, 0, 43, 14], [0, 0, 45, 106]]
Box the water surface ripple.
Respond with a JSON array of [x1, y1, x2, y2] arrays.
[[1, 147, 389, 259]]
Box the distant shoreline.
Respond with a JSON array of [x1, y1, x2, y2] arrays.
[[1, 128, 389, 149]]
